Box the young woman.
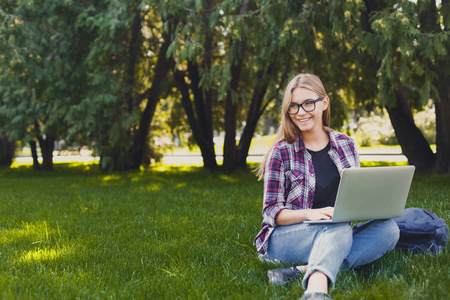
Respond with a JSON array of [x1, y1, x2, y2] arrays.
[[254, 73, 399, 300]]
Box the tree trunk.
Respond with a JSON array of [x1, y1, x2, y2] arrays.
[[29, 140, 40, 170], [435, 97, 450, 173], [131, 31, 172, 169], [222, 63, 241, 172], [434, 36, 450, 173], [0, 138, 15, 167], [235, 70, 270, 168], [433, 0, 450, 174], [235, 60, 291, 168], [174, 69, 218, 170], [197, 2, 214, 145], [386, 87, 435, 173], [188, 61, 215, 147], [125, 9, 142, 113], [171, 3, 217, 171], [37, 135, 55, 171], [222, 1, 250, 172], [420, 0, 450, 173]]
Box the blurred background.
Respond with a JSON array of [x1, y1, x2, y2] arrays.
[[0, 0, 447, 174]]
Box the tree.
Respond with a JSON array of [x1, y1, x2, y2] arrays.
[[419, 0, 450, 173], [225, 0, 358, 171], [1, 1, 182, 172], [168, 0, 228, 171], [366, 0, 449, 173], [66, 0, 180, 171], [169, 0, 351, 171], [64, 0, 144, 171], [3, 0, 446, 174], [359, 0, 435, 173], [0, 0, 93, 170], [328, 0, 449, 173]]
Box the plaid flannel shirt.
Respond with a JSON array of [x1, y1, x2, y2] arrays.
[[253, 130, 360, 257]]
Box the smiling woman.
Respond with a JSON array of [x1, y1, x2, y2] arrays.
[[288, 89, 329, 147], [254, 73, 400, 300]]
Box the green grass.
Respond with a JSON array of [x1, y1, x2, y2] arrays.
[[0, 162, 449, 299]]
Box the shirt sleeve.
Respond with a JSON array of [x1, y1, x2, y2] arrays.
[[350, 137, 360, 167], [261, 146, 287, 227]]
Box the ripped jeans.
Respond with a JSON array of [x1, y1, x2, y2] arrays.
[[266, 219, 400, 289]]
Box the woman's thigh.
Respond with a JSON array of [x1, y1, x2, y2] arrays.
[[342, 219, 400, 270], [267, 222, 352, 265]]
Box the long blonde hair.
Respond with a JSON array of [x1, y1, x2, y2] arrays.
[[256, 73, 330, 179]]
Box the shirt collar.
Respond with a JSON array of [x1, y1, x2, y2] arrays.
[[295, 129, 337, 152], [294, 135, 305, 153], [328, 129, 338, 150]]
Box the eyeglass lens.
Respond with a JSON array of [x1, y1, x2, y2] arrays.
[[288, 97, 323, 114]]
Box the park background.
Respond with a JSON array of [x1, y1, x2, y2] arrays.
[[0, 0, 449, 299]]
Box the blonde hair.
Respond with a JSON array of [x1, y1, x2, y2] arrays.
[[256, 73, 330, 179]]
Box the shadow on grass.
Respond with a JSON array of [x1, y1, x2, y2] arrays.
[[1, 160, 448, 298]]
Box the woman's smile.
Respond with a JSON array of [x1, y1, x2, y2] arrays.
[[297, 117, 312, 122], [289, 88, 327, 134]]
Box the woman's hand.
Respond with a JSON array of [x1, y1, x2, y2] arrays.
[[275, 207, 334, 226], [304, 207, 334, 221]]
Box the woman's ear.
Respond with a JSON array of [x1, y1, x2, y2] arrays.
[[322, 96, 329, 111]]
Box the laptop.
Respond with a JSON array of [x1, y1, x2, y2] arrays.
[[304, 165, 415, 224]]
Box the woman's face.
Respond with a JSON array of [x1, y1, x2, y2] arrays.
[[288, 88, 328, 135]]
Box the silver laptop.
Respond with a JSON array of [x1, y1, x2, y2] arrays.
[[304, 165, 415, 224]]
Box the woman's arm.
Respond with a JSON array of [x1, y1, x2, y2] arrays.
[[275, 206, 334, 226], [262, 144, 335, 227]]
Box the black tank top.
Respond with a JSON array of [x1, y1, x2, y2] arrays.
[[308, 142, 340, 209]]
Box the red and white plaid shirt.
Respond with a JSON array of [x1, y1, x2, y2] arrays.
[[254, 130, 360, 256]]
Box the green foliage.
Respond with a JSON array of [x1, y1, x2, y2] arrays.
[[0, 0, 93, 145], [69, 1, 141, 170], [357, 0, 448, 109], [0, 1, 171, 170], [0, 163, 448, 298], [165, 0, 360, 142], [1, 0, 448, 171]]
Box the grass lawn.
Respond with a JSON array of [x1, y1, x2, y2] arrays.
[[0, 161, 449, 299]]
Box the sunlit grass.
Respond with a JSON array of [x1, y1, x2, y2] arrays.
[[0, 162, 448, 299], [360, 161, 408, 167], [16, 245, 74, 264]]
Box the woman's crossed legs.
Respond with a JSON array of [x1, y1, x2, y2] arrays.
[[267, 219, 399, 290]]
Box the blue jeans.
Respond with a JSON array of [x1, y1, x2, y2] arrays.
[[267, 219, 399, 289]]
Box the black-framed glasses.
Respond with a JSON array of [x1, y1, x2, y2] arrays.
[[287, 97, 325, 115]]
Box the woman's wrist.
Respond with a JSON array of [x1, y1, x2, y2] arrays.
[[275, 207, 333, 226], [275, 208, 309, 226]]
